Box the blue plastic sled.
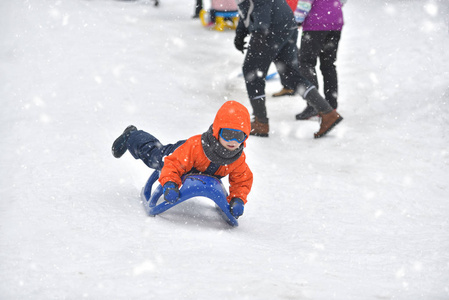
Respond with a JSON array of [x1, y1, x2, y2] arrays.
[[140, 170, 238, 227], [237, 71, 278, 81]]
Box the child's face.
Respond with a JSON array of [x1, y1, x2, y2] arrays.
[[219, 136, 242, 151]]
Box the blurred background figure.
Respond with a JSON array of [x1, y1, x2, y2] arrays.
[[198, 0, 238, 31], [295, 0, 346, 120], [273, 0, 346, 121], [234, 0, 343, 138], [193, 0, 203, 18]]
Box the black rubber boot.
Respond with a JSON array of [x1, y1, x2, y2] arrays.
[[111, 125, 137, 158], [296, 105, 318, 120], [250, 97, 268, 123]]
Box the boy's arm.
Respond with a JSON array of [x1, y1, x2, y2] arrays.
[[159, 139, 195, 187], [227, 157, 253, 204]]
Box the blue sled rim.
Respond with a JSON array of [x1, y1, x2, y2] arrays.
[[140, 170, 238, 227]]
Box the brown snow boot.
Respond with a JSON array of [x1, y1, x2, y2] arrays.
[[314, 110, 343, 139], [272, 87, 295, 97], [250, 117, 269, 137]]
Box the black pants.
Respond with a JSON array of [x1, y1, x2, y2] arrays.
[[298, 31, 341, 109], [194, 0, 203, 16], [127, 130, 186, 170], [243, 29, 313, 119]]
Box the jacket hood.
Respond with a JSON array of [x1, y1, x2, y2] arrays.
[[212, 101, 251, 144]]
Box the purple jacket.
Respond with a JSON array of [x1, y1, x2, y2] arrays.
[[302, 0, 344, 31]]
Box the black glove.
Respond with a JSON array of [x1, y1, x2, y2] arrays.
[[163, 181, 180, 203], [230, 198, 245, 218], [234, 32, 247, 53]]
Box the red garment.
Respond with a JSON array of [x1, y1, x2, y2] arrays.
[[286, 0, 299, 12], [159, 101, 253, 203]]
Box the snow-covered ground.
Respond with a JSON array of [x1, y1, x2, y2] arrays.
[[1, 0, 448, 299]]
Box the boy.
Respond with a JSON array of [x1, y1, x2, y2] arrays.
[[111, 101, 253, 218]]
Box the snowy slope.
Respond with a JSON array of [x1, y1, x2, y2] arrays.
[[1, 0, 449, 299]]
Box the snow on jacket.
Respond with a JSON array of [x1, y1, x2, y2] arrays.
[[300, 0, 345, 31], [159, 101, 253, 203], [235, 0, 297, 36]]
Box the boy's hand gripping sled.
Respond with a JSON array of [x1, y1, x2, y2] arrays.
[[140, 170, 239, 227]]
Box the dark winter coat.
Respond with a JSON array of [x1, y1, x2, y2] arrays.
[[235, 0, 297, 36]]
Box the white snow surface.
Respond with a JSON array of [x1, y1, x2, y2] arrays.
[[1, 0, 449, 299]]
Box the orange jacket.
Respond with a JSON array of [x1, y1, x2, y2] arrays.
[[159, 101, 253, 203]]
